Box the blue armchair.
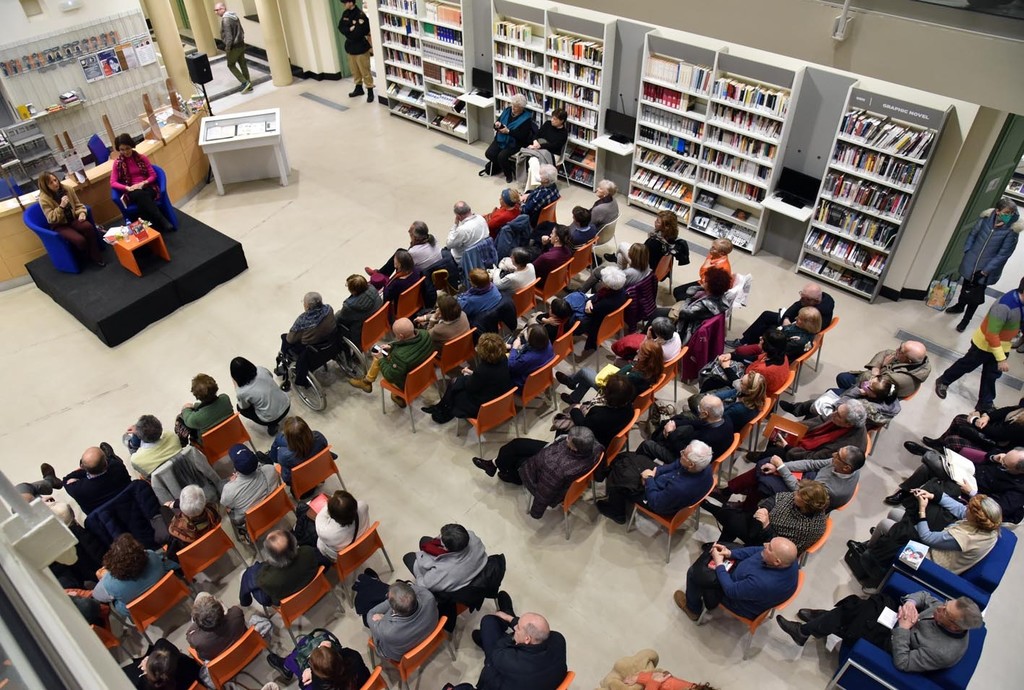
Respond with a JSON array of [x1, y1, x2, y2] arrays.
[[828, 572, 987, 690], [110, 164, 178, 230], [23, 202, 99, 274]]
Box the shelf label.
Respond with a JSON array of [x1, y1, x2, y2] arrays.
[[849, 89, 944, 128]]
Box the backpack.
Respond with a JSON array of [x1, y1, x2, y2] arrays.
[[291, 628, 341, 675]]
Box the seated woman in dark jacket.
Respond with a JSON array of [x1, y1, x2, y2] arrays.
[[179, 373, 233, 443], [921, 404, 1024, 461], [337, 274, 384, 346], [269, 416, 330, 486], [123, 638, 202, 690], [379, 249, 424, 321], [558, 339, 664, 405], [700, 327, 791, 395], [424, 333, 513, 424], [734, 306, 821, 364], [560, 373, 637, 448], [532, 225, 574, 282], [578, 265, 630, 355], [508, 324, 554, 389], [660, 266, 732, 345], [705, 480, 831, 554]]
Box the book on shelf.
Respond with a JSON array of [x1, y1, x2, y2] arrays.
[[425, 1, 461, 25], [494, 20, 533, 44], [695, 191, 718, 208], [712, 77, 789, 117], [709, 104, 782, 141], [644, 55, 711, 94], [832, 143, 922, 188], [547, 34, 603, 64], [840, 109, 935, 160]]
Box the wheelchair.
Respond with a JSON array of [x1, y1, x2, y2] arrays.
[[276, 327, 367, 411]]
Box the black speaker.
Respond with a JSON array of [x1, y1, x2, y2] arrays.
[[186, 53, 213, 85]]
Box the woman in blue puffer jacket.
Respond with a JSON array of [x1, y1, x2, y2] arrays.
[[948, 198, 1022, 332]]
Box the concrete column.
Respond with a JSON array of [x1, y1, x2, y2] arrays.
[[182, 0, 217, 57], [144, 0, 192, 97], [255, 0, 294, 86]]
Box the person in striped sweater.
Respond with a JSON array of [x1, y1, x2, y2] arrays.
[[935, 278, 1024, 412]]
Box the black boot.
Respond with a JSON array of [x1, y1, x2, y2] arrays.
[[946, 302, 965, 314], [366, 87, 374, 102], [883, 489, 909, 506], [348, 84, 365, 97]]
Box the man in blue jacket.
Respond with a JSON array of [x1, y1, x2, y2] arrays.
[[675, 537, 799, 621]]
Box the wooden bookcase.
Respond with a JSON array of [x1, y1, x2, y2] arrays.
[[377, 0, 476, 141], [797, 87, 949, 301]]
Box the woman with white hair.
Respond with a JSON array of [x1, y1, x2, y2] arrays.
[[185, 592, 247, 661], [578, 265, 630, 355], [166, 484, 221, 560], [481, 93, 536, 181], [591, 179, 620, 230], [520, 163, 561, 228]]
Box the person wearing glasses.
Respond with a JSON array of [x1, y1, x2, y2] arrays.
[[835, 340, 931, 399], [726, 282, 835, 350]]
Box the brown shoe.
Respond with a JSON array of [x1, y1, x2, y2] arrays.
[[390, 393, 407, 408], [348, 377, 372, 393], [673, 590, 699, 621]]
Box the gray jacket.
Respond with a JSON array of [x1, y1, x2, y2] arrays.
[[891, 591, 971, 672], [854, 349, 932, 399], [220, 465, 279, 526], [413, 531, 488, 592], [367, 584, 439, 661], [220, 11, 245, 50], [775, 456, 859, 510]]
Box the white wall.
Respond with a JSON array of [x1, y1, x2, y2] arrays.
[[0, 0, 144, 40]]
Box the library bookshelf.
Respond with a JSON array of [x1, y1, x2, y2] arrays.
[[797, 87, 949, 302], [377, 0, 476, 141]]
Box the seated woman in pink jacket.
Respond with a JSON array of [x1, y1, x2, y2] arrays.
[[110, 133, 174, 232]]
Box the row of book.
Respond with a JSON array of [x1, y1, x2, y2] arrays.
[[630, 187, 690, 218], [431, 113, 467, 133], [495, 83, 543, 107], [549, 98, 598, 127], [712, 78, 789, 117], [566, 123, 595, 144], [638, 127, 698, 158], [424, 25, 462, 46], [549, 58, 601, 86], [384, 49, 421, 68], [495, 64, 544, 88], [385, 65, 423, 87], [425, 1, 461, 25], [494, 21, 534, 45], [632, 169, 693, 201], [392, 102, 427, 120], [691, 213, 755, 249], [705, 126, 777, 161], [548, 79, 599, 105], [805, 230, 887, 275], [635, 148, 698, 180], [840, 110, 935, 160], [381, 29, 419, 50], [699, 169, 766, 203], [799, 257, 877, 294], [494, 43, 544, 68], [644, 55, 712, 94], [701, 150, 771, 182], [424, 90, 460, 108], [380, 14, 418, 36], [380, 0, 418, 15], [709, 104, 782, 141], [565, 163, 595, 185], [422, 44, 463, 70], [639, 104, 704, 138], [566, 144, 596, 167], [547, 34, 604, 64], [831, 143, 922, 188], [814, 202, 899, 249], [386, 83, 424, 106], [423, 62, 463, 88], [642, 83, 690, 112], [822, 173, 910, 220]]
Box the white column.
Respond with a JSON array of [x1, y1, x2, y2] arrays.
[[255, 0, 294, 86], [144, 0, 192, 96], [183, 0, 218, 57]]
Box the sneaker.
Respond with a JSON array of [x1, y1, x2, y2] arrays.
[[672, 591, 699, 621], [348, 377, 373, 393], [775, 616, 809, 646], [472, 456, 497, 477], [266, 653, 294, 681], [725, 338, 743, 349], [240, 81, 253, 93], [390, 393, 407, 408], [934, 380, 948, 399]]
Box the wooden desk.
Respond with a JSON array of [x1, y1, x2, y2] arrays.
[[113, 229, 170, 277]]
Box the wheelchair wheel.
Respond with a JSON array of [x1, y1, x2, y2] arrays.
[[334, 337, 368, 379], [289, 363, 326, 411]]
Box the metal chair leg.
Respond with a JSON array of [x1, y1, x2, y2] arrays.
[[408, 401, 416, 433], [335, 470, 347, 491], [381, 546, 395, 573], [380, 386, 386, 414], [664, 531, 673, 563], [625, 505, 638, 532], [563, 509, 571, 540]]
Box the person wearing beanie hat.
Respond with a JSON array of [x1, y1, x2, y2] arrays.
[[221, 444, 280, 529], [484, 187, 522, 238]]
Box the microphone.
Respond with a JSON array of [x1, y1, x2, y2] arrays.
[[619, 93, 627, 113]]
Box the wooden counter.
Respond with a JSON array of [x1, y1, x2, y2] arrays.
[[0, 114, 208, 285]]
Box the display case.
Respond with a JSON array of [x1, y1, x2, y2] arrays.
[[198, 108, 288, 195]]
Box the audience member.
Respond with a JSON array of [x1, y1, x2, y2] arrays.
[[587, 243, 649, 292], [590, 179, 620, 230], [532, 225, 574, 282], [662, 266, 732, 344], [458, 269, 503, 325], [482, 94, 536, 181], [577, 265, 630, 355], [269, 416, 330, 486], [47, 500, 104, 589], [612, 316, 681, 362], [776, 591, 983, 672], [728, 282, 834, 349], [268, 635, 370, 687], [122, 414, 181, 478], [446, 201, 490, 263], [185, 592, 246, 661], [165, 484, 221, 559], [368, 221, 443, 279], [836, 341, 931, 399], [723, 445, 865, 512], [782, 375, 901, 429], [347, 317, 434, 405], [423, 333, 513, 424], [638, 394, 734, 463], [692, 371, 767, 431], [403, 523, 488, 594], [704, 480, 830, 553], [315, 489, 371, 561], [672, 238, 732, 301], [239, 529, 319, 606], [598, 440, 714, 525], [701, 328, 790, 395], [221, 444, 280, 529], [748, 399, 868, 465], [734, 306, 821, 363], [489, 247, 536, 294], [179, 373, 233, 442], [277, 292, 337, 387], [122, 637, 202, 690], [366, 581, 439, 661], [514, 108, 569, 188], [558, 374, 637, 448], [484, 188, 522, 238], [231, 356, 290, 436], [417, 294, 471, 349], [508, 324, 554, 389], [558, 338, 662, 406], [535, 297, 576, 342], [610, 209, 680, 272], [41, 445, 131, 515], [376, 249, 424, 319], [92, 534, 176, 618], [337, 274, 384, 346], [917, 403, 1024, 459], [521, 165, 561, 228]]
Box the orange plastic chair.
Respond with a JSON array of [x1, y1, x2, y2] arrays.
[[380, 356, 438, 432], [761, 414, 809, 447], [788, 340, 820, 395], [291, 445, 346, 499], [633, 383, 657, 418], [534, 261, 571, 304], [361, 302, 391, 353], [654, 253, 674, 293], [335, 521, 395, 601], [199, 413, 252, 465], [568, 238, 597, 279], [512, 278, 541, 320], [436, 328, 477, 392], [245, 484, 294, 546], [811, 316, 839, 371], [360, 667, 388, 690], [518, 357, 557, 417], [712, 433, 742, 484], [125, 571, 191, 642], [563, 459, 601, 539], [627, 478, 717, 563], [177, 524, 248, 584], [536, 200, 558, 226], [659, 347, 686, 402], [708, 570, 805, 659], [189, 626, 268, 690], [592, 299, 632, 357], [552, 321, 580, 366], [369, 615, 454, 689], [274, 566, 339, 641], [91, 622, 119, 649], [394, 276, 426, 321], [605, 408, 641, 465], [799, 517, 834, 566], [771, 369, 796, 401], [556, 671, 576, 690], [464, 388, 519, 456]]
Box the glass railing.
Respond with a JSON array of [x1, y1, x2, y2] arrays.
[[821, 0, 1024, 40]]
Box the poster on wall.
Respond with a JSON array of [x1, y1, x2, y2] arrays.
[[116, 43, 139, 70], [133, 38, 156, 66], [79, 54, 104, 82], [97, 49, 121, 76]]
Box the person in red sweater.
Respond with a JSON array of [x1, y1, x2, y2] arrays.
[[110, 133, 174, 232], [484, 188, 522, 238]]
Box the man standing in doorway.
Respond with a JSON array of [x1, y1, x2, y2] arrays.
[[339, 0, 374, 102], [215, 3, 252, 93]]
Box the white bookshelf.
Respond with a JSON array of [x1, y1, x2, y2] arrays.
[[491, 0, 548, 129], [797, 87, 949, 302], [377, 0, 476, 141]]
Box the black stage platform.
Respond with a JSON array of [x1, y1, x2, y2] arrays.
[[26, 212, 247, 347]]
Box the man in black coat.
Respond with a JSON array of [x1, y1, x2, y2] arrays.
[[35, 444, 132, 515], [637, 394, 734, 463], [447, 595, 567, 690], [728, 282, 835, 348], [338, 0, 374, 101]]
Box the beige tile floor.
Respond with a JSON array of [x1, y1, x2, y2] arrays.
[[2, 77, 1022, 688]]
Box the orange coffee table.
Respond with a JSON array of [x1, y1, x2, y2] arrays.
[[113, 229, 170, 277]]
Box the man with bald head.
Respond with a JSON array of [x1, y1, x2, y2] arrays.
[[446, 201, 489, 263], [836, 340, 931, 399], [728, 282, 835, 349], [452, 593, 567, 690], [348, 317, 434, 406], [36, 444, 131, 515], [675, 537, 800, 622]]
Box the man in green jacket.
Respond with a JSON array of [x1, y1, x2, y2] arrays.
[[349, 317, 433, 407]]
